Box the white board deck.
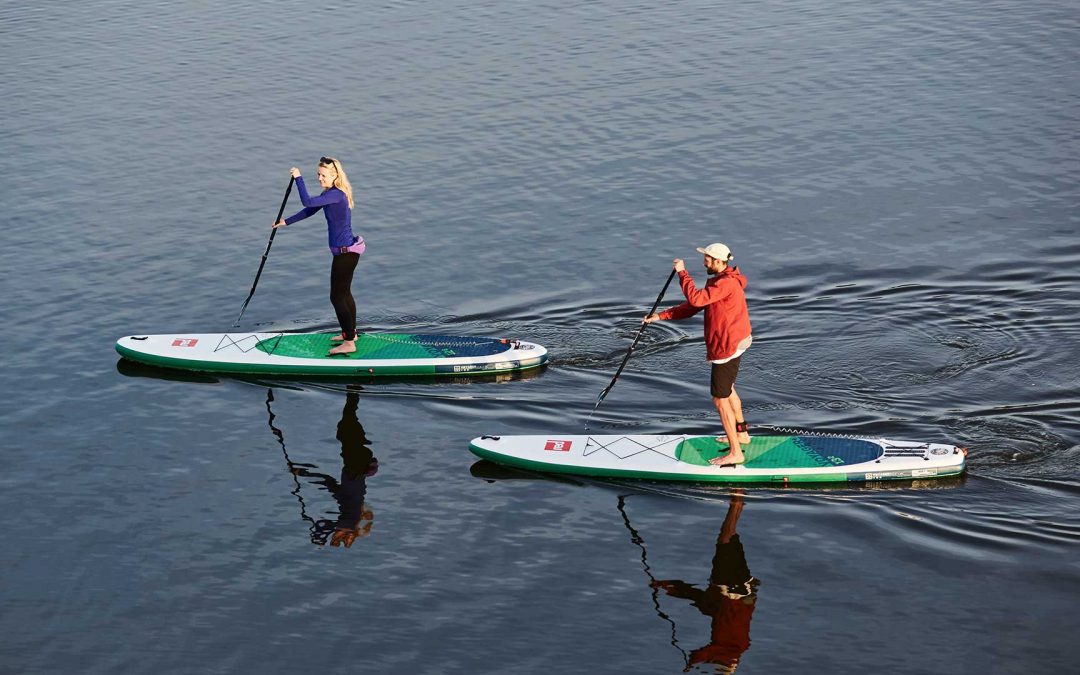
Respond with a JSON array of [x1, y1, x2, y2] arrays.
[[116, 331, 548, 376], [469, 433, 967, 483]]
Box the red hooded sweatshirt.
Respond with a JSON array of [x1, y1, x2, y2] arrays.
[[658, 266, 751, 361]]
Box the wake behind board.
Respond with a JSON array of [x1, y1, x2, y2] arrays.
[[469, 434, 966, 483], [116, 331, 547, 376]]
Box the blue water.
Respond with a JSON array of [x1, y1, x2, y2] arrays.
[[2, 1, 1078, 672]]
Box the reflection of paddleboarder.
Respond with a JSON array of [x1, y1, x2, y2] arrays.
[[651, 493, 759, 673], [328, 392, 377, 546], [268, 389, 377, 548]]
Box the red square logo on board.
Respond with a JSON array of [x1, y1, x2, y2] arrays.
[[171, 339, 199, 347], [544, 439, 572, 452]]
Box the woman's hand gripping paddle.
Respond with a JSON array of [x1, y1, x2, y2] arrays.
[[585, 268, 677, 431], [233, 177, 295, 327]]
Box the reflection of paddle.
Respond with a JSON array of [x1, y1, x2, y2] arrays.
[[617, 495, 690, 669], [234, 177, 295, 326], [587, 268, 677, 430], [264, 388, 325, 544]]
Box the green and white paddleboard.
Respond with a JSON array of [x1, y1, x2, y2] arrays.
[[116, 331, 547, 376], [469, 433, 967, 483]]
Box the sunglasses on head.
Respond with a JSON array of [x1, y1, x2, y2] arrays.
[[319, 156, 337, 165]]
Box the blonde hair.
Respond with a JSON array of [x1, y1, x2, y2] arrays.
[[319, 156, 354, 209]]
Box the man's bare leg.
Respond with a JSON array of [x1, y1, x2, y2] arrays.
[[728, 386, 751, 445], [709, 395, 745, 466]]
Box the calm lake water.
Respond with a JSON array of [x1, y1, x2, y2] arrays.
[[2, 0, 1078, 672]]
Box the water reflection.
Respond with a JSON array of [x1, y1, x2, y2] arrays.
[[619, 492, 759, 674], [116, 354, 546, 387], [265, 388, 378, 548]]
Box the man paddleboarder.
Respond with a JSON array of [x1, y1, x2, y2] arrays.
[[645, 243, 753, 467]]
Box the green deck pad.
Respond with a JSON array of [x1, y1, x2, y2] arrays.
[[254, 333, 509, 361], [675, 435, 884, 468]]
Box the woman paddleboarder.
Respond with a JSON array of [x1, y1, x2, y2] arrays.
[[273, 157, 365, 355]]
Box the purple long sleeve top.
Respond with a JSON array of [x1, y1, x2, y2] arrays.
[[283, 176, 356, 253]]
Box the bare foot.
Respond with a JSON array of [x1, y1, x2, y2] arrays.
[[709, 451, 745, 467], [330, 332, 346, 343], [709, 436, 745, 467], [328, 340, 356, 355]]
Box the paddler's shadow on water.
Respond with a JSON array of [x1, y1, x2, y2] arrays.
[[266, 388, 377, 548], [619, 492, 759, 674]]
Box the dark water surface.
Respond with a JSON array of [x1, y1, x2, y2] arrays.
[[3, 1, 1078, 673]]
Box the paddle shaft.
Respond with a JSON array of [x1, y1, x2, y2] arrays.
[[587, 268, 678, 425], [234, 177, 295, 326]]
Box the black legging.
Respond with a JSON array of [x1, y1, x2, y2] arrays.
[[330, 252, 360, 340]]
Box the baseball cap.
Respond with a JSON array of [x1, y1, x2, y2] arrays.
[[695, 243, 732, 261]]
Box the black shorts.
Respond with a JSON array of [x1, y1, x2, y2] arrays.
[[710, 356, 741, 398]]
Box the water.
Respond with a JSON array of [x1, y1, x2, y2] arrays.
[[2, 0, 1078, 672]]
